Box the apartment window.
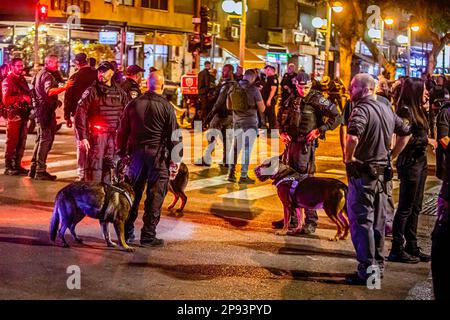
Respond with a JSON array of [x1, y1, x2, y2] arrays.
[[141, 0, 168, 10], [174, 0, 194, 14], [104, 0, 135, 6]]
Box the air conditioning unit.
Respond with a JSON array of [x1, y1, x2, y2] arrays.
[[231, 26, 239, 38], [212, 23, 221, 36]]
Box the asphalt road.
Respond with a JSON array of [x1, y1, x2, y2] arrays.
[[0, 126, 439, 300]]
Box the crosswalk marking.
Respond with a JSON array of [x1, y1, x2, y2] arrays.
[[316, 155, 343, 161], [53, 169, 78, 179], [186, 175, 229, 191], [219, 184, 277, 200], [0, 139, 66, 145]]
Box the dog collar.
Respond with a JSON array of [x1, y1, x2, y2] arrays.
[[275, 176, 297, 188]]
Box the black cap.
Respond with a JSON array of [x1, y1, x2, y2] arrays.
[[296, 72, 309, 85], [97, 61, 114, 72], [73, 53, 88, 64], [126, 65, 145, 75]]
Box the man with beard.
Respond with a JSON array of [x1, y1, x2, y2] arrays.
[[75, 61, 129, 183], [344, 73, 410, 285], [1, 58, 32, 175]]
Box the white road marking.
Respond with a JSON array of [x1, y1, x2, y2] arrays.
[[219, 184, 277, 200], [185, 175, 229, 191]]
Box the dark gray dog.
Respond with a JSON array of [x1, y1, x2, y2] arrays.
[[254, 158, 349, 241], [49, 158, 135, 252]]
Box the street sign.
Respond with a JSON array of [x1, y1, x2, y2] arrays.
[[181, 74, 198, 95], [99, 31, 118, 45]]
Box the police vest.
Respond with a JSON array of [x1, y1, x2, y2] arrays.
[[281, 92, 323, 138], [90, 84, 126, 132]]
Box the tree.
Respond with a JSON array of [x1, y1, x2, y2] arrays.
[[71, 41, 115, 63], [391, 0, 450, 74]]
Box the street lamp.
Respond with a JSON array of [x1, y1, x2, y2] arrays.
[[407, 23, 420, 76], [324, 1, 343, 77]]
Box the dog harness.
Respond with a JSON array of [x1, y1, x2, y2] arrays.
[[274, 175, 307, 209], [99, 184, 134, 221]]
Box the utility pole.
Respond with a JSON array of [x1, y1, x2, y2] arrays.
[[239, 0, 247, 67], [34, 1, 40, 71], [324, 1, 332, 77], [193, 0, 201, 72]]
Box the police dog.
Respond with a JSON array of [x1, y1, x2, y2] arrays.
[[168, 162, 189, 213], [49, 158, 136, 252], [254, 157, 349, 241]]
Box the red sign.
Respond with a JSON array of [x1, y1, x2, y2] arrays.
[[181, 74, 198, 95]]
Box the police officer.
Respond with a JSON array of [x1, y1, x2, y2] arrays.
[[64, 53, 97, 181], [344, 73, 411, 285], [120, 65, 144, 100], [31, 54, 74, 180], [197, 64, 235, 167], [198, 61, 212, 122], [117, 71, 182, 247], [275, 77, 341, 234], [75, 61, 129, 183], [261, 65, 279, 130], [280, 63, 297, 105], [1, 58, 32, 175], [434, 97, 450, 299]]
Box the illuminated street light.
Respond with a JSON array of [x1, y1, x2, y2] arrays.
[[384, 17, 394, 25], [332, 1, 343, 13], [410, 25, 420, 32], [312, 17, 325, 29]]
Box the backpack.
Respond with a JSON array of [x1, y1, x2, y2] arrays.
[[228, 83, 249, 112]]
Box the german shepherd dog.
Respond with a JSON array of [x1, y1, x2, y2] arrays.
[[49, 158, 136, 252], [254, 158, 349, 241], [167, 162, 189, 213]]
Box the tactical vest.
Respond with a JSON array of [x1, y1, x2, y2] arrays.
[[90, 83, 126, 132], [282, 91, 321, 138]]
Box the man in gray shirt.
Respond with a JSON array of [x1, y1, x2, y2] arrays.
[[344, 73, 410, 285], [227, 69, 265, 183]]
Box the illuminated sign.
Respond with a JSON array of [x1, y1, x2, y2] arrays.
[[99, 31, 118, 45], [266, 52, 291, 64], [126, 32, 135, 45]]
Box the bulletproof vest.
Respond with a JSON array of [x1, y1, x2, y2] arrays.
[[298, 93, 319, 136], [90, 82, 126, 132]]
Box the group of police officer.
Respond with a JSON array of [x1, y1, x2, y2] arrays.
[[1, 53, 178, 248]]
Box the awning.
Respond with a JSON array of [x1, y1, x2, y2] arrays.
[[216, 39, 265, 69], [144, 32, 185, 47]]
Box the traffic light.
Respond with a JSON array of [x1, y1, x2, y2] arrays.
[[37, 4, 48, 22], [200, 5, 212, 53]]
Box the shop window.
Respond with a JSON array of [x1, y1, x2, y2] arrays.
[[174, 0, 194, 14], [141, 0, 168, 10]]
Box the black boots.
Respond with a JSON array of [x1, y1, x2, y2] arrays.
[[405, 246, 431, 262], [388, 243, 420, 264], [34, 171, 57, 181]]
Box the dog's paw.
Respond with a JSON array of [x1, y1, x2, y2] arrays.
[[175, 209, 184, 214], [123, 246, 136, 253], [167, 205, 175, 211], [63, 243, 70, 248], [75, 238, 83, 244], [328, 236, 339, 242], [339, 235, 349, 240]]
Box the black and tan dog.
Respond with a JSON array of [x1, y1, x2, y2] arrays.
[[49, 159, 136, 252], [254, 158, 349, 241], [167, 162, 189, 213]]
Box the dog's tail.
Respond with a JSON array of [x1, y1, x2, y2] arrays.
[[49, 194, 61, 242]]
